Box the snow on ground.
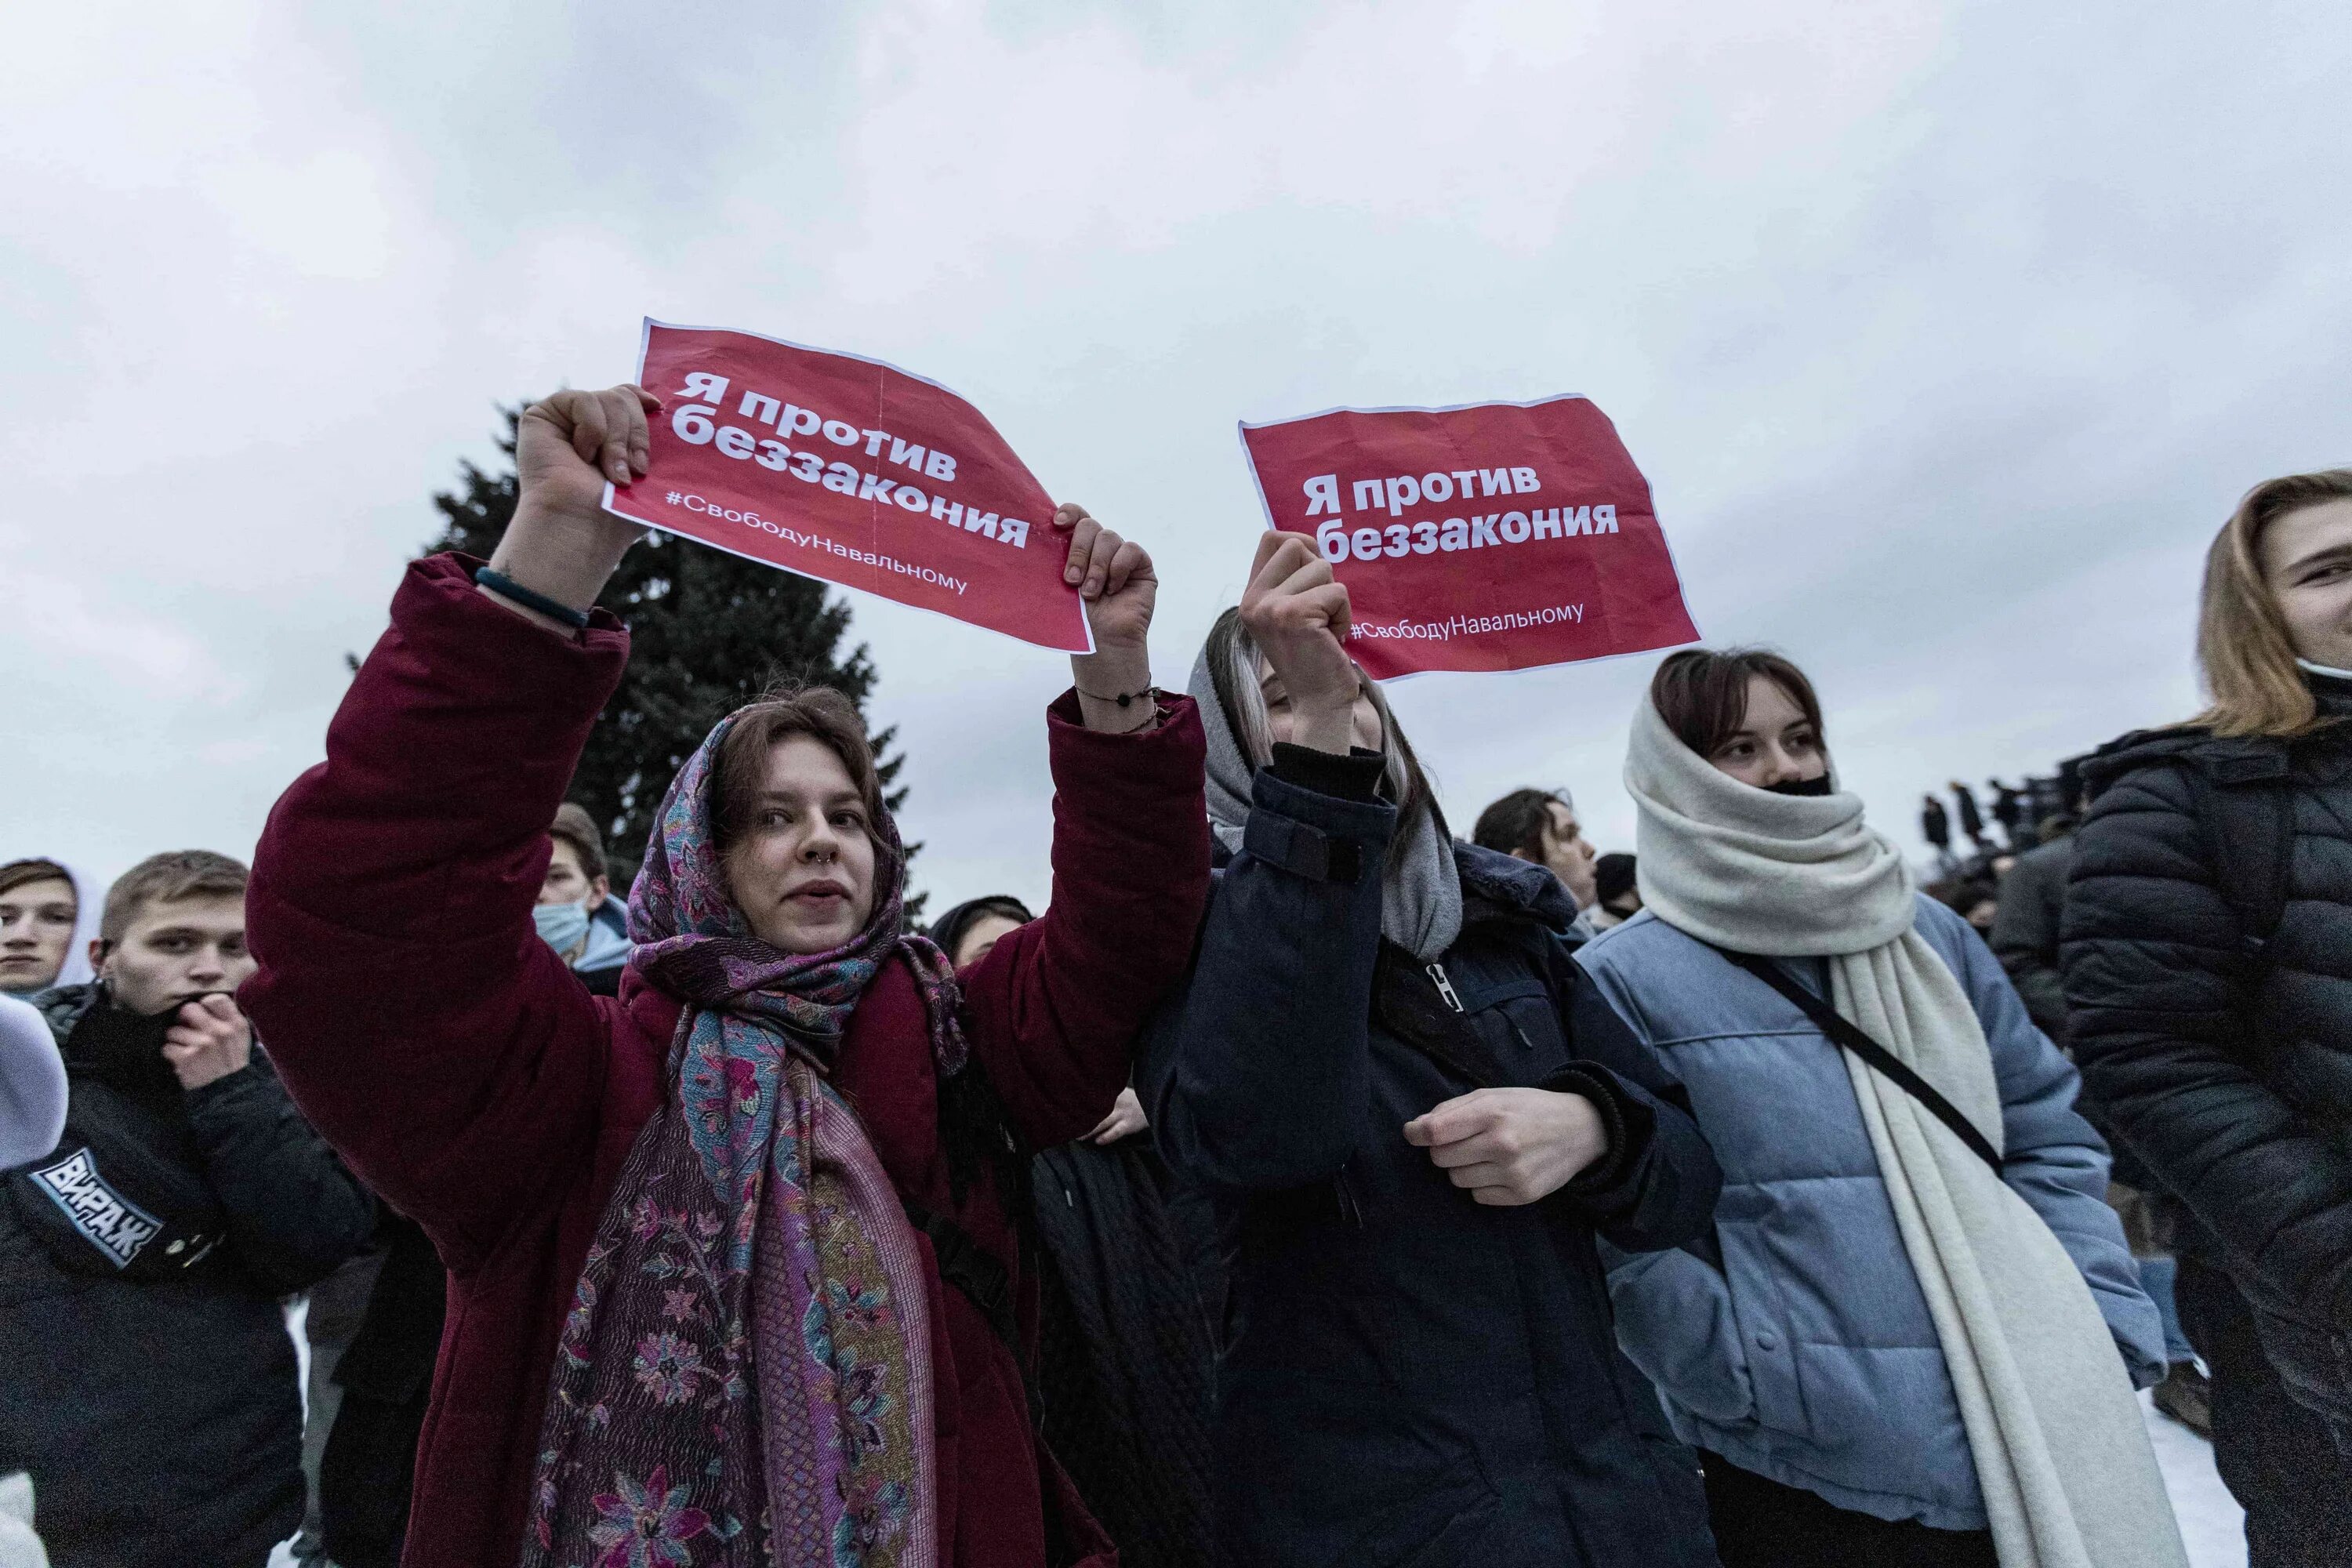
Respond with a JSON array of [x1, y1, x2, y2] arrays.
[[263, 1300, 2250, 1566], [2148, 1390, 2247, 1568]]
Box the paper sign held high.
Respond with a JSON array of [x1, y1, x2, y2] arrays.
[[1239, 397, 1697, 678], [605, 319, 1093, 653]]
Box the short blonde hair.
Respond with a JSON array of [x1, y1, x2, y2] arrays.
[[2194, 469, 2352, 738]]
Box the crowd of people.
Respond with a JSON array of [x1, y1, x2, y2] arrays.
[[1, 382, 2347, 1568]]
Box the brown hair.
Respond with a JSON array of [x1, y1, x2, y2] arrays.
[[711, 684, 892, 867], [1650, 647, 1826, 758], [549, 803, 608, 883], [0, 858, 74, 904], [100, 850, 249, 944], [1472, 788, 1569, 862], [2194, 469, 2352, 738]]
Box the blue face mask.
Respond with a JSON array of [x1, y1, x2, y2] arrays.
[[533, 899, 591, 956]]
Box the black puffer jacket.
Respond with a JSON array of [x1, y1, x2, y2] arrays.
[[0, 985, 376, 1568], [2061, 677, 2352, 1429], [1989, 834, 2071, 1044]]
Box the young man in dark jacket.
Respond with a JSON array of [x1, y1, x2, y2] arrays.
[[0, 851, 375, 1568]]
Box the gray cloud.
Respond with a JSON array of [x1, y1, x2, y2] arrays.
[[6, 0, 2347, 918]]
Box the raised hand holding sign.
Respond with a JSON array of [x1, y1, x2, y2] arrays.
[[605, 320, 1097, 654], [1239, 395, 1698, 678], [477, 378, 1163, 735], [477, 385, 662, 632], [1058, 503, 1163, 734], [1239, 531, 1365, 756]]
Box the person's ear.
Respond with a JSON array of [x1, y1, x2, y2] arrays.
[[89, 938, 111, 978], [586, 875, 611, 913], [1508, 847, 1539, 865]]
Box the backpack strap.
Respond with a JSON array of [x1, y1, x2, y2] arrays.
[[2184, 746, 2295, 965], [902, 1197, 1020, 1352], [902, 1194, 1054, 1433], [1715, 948, 2003, 1174]]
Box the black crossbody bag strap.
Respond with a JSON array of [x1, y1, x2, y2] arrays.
[[1717, 948, 2003, 1174]]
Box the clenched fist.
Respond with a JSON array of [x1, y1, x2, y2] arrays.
[[479, 384, 664, 630], [1240, 532, 1361, 755], [1057, 503, 1161, 735]]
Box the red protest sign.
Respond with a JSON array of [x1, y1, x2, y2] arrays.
[[604, 319, 1092, 652], [1238, 397, 1697, 679]]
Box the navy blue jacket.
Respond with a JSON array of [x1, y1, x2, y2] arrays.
[[1140, 757, 1723, 1568]]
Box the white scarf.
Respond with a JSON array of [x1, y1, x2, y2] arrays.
[[1625, 699, 2185, 1568]]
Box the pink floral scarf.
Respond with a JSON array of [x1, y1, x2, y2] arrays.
[[521, 706, 964, 1568]]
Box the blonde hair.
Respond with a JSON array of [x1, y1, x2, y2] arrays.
[[2194, 468, 2352, 738]]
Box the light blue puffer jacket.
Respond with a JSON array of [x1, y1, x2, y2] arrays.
[[1575, 895, 2165, 1530]]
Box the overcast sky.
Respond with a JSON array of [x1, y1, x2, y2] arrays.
[[6, 0, 2348, 916]]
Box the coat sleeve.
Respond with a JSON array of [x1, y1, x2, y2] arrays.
[[238, 554, 630, 1277], [1138, 766, 1392, 1192], [1929, 898, 2167, 1386], [1989, 848, 2071, 1043], [2062, 764, 2352, 1330], [953, 694, 1212, 1152], [1544, 959, 1722, 1253], [183, 1051, 377, 1294], [1575, 937, 1756, 1423]]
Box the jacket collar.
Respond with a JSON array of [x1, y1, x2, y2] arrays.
[[1452, 841, 1580, 935], [2305, 666, 2352, 720]]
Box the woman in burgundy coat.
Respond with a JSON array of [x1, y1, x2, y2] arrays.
[[239, 385, 1211, 1568]]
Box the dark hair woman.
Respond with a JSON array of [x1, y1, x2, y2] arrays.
[[238, 385, 1213, 1568], [931, 896, 1036, 975], [2062, 469, 2352, 1560], [1577, 647, 2179, 1568], [1138, 532, 1725, 1568]]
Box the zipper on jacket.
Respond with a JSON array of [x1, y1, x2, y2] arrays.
[[1425, 961, 1464, 1012], [1334, 1164, 1366, 1229]]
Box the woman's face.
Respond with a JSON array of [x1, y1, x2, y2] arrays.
[[0, 876, 78, 994], [951, 913, 1024, 970], [723, 735, 880, 956], [1258, 660, 1385, 753], [2258, 498, 2352, 670], [1707, 675, 1828, 790]]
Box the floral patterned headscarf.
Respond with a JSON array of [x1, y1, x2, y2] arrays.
[[521, 702, 966, 1568]]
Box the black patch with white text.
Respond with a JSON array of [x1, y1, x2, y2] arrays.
[[31, 1147, 165, 1269], [30, 1146, 163, 1269]]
